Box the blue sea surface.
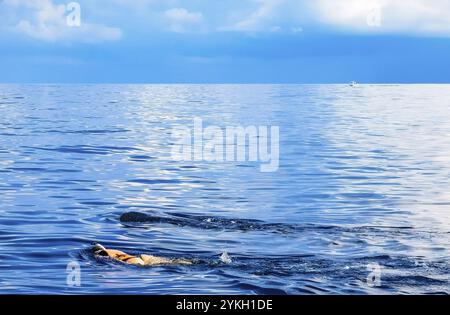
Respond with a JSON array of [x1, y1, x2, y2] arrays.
[[0, 84, 449, 294]]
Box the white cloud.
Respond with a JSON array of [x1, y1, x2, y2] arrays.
[[314, 0, 450, 36], [223, 0, 283, 32], [164, 8, 204, 33], [291, 26, 303, 34], [219, 0, 450, 36], [3, 0, 450, 39], [4, 0, 122, 42]]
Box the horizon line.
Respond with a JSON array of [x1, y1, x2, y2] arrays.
[[1, 82, 450, 85]]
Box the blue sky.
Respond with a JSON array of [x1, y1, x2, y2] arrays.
[[1, 0, 450, 83]]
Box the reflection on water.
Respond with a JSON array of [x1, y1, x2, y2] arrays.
[[0, 84, 449, 294]]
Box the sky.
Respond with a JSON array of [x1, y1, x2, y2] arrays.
[[1, 0, 450, 83]]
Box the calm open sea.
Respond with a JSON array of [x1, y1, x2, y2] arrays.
[[0, 84, 449, 294]]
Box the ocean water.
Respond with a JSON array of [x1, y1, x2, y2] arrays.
[[0, 84, 449, 295]]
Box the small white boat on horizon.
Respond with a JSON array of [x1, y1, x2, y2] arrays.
[[350, 81, 358, 87]]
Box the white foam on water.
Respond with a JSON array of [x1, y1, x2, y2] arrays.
[[220, 252, 232, 264]]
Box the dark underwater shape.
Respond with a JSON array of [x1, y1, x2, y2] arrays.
[[119, 211, 426, 236]]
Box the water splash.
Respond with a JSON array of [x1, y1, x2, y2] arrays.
[[220, 252, 233, 264]]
